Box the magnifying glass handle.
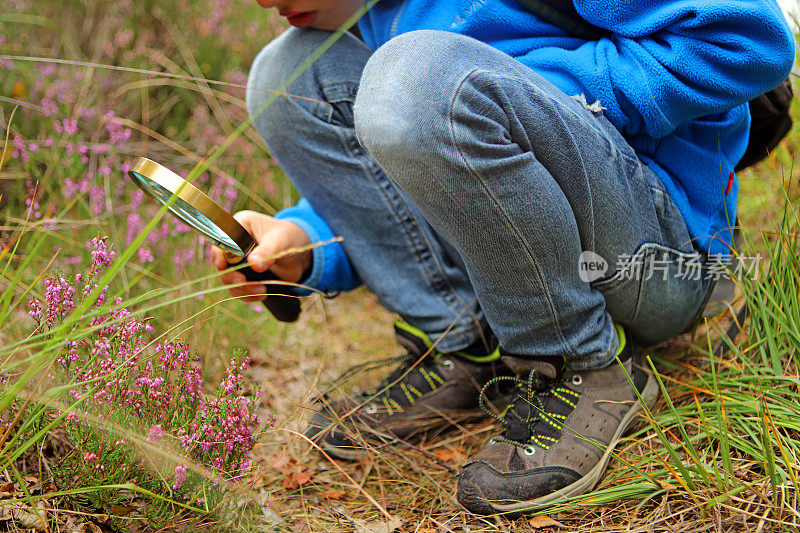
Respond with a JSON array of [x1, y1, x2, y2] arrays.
[[237, 265, 301, 323]]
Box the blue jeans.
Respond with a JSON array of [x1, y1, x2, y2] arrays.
[[247, 28, 713, 370]]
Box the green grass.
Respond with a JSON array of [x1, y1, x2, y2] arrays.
[[1, 1, 800, 531]]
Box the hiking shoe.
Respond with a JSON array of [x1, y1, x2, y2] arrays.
[[304, 321, 513, 460], [456, 326, 659, 514]]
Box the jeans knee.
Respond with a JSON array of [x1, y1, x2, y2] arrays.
[[354, 31, 459, 175]]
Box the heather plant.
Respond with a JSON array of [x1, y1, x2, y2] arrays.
[[1, 236, 270, 528], [0, 0, 294, 380]]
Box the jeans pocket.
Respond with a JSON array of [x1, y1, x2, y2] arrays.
[[592, 243, 712, 346], [310, 82, 358, 126], [648, 185, 697, 254]]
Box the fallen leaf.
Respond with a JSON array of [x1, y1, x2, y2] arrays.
[[110, 504, 136, 516], [658, 480, 677, 490], [283, 469, 313, 490], [432, 445, 465, 463], [11, 504, 45, 531], [269, 454, 295, 474], [0, 484, 15, 499], [322, 489, 347, 500], [528, 515, 566, 529], [77, 523, 104, 533], [354, 516, 402, 533], [24, 476, 38, 483]]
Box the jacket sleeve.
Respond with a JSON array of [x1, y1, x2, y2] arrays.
[[274, 198, 361, 295], [524, 0, 795, 138]]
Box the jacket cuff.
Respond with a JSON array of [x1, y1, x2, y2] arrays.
[[274, 199, 360, 295]]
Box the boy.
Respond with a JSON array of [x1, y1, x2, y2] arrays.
[[212, 0, 794, 514]]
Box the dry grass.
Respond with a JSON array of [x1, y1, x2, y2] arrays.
[[242, 294, 797, 531]]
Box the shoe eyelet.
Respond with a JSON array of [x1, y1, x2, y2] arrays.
[[571, 375, 583, 386], [440, 359, 455, 370], [523, 446, 536, 456], [364, 403, 378, 414]]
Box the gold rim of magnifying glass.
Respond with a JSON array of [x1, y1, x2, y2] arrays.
[[128, 157, 254, 257]]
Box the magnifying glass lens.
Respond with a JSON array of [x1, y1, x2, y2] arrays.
[[126, 157, 301, 322], [129, 170, 245, 255]]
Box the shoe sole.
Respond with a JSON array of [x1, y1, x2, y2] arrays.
[[466, 373, 660, 514], [317, 440, 370, 461]]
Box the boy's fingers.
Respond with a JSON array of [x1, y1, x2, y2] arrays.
[[218, 270, 245, 286], [248, 238, 284, 272], [226, 210, 311, 278], [210, 246, 228, 271], [219, 270, 267, 301]]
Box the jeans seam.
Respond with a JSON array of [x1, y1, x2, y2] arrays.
[[320, 81, 359, 103], [447, 68, 577, 359], [334, 125, 480, 343], [567, 327, 618, 370]]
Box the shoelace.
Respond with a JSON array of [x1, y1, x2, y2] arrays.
[[479, 370, 580, 450], [314, 349, 448, 415], [360, 352, 448, 413]]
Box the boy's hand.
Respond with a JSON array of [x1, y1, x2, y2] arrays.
[[210, 210, 312, 302]]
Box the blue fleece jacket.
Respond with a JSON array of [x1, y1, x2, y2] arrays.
[[278, 0, 795, 294]]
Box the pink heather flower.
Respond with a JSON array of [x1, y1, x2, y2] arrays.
[[220, 357, 248, 394], [62, 118, 78, 135], [146, 424, 164, 443], [104, 112, 132, 145], [64, 177, 90, 199], [41, 98, 58, 116], [43, 276, 76, 327], [173, 464, 188, 490], [27, 299, 42, 320], [12, 133, 28, 162], [114, 29, 134, 48], [24, 181, 41, 218], [125, 213, 142, 245], [89, 185, 104, 215], [137, 247, 154, 263], [26, 236, 264, 490], [36, 62, 56, 77], [89, 237, 116, 275]]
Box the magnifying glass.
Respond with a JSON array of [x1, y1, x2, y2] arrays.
[[127, 157, 301, 322]]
